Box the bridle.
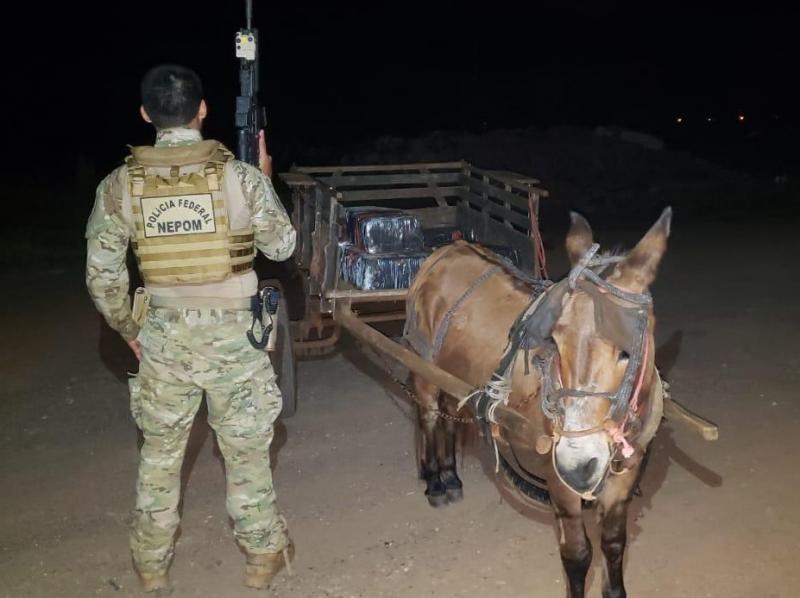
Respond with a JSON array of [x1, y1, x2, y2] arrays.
[[535, 243, 653, 499]]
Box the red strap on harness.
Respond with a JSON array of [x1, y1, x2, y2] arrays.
[[608, 336, 649, 459]]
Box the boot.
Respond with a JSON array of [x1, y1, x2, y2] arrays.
[[244, 542, 294, 589], [137, 570, 170, 593]]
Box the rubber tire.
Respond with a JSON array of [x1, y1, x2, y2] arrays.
[[274, 297, 297, 418]]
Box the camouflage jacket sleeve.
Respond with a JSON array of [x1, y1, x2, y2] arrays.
[[85, 167, 138, 342], [231, 161, 297, 261]]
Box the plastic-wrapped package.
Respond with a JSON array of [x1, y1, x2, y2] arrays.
[[340, 243, 429, 290], [345, 208, 425, 254]]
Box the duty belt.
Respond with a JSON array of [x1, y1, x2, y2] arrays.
[[146, 289, 280, 351], [148, 295, 253, 310]]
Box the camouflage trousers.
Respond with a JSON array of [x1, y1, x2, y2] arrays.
[[127, 307, 288, 574]]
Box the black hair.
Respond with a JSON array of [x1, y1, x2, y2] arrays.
[[140, 64, 203, 129]]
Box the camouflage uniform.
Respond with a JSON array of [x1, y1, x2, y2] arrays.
[[85, 127, 296, 575]]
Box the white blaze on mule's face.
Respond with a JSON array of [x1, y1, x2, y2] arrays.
[[554, 416, 612, 495], [551, 292, 621, 495]]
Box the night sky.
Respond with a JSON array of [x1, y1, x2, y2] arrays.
[[8, 1, 799, 180]]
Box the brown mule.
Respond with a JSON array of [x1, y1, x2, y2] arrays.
[[405, 208, 672, 597]]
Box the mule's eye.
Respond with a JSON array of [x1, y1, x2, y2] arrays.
[[618, 350, 630, 362]]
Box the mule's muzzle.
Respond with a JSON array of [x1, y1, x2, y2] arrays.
[[556, 458, 600, 495], [554, 435, 611, 497]]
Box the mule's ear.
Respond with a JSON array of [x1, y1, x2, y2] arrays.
[[566, 211, 594, 266], [609, 207, 672, 293]]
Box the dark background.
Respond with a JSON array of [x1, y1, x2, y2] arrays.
[[2, 0, 798, 257], [9, 1, 799, 177]]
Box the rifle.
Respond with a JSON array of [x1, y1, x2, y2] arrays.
[[234, 0, 266, 166]]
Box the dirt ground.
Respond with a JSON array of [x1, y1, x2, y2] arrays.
[[1, 216, 799, 598]]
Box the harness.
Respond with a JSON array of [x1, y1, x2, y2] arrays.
[[433, 265, 502, 356], [405, 242, 552, 362], [535, 244, 652, 455], [425, 243, 657, 501]]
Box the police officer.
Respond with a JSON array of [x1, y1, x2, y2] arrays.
[[85, 64, 296, 592]]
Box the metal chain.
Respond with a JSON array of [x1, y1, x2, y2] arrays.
[[373, 349, 475, 424]]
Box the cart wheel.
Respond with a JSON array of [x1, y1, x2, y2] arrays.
[[262, 280, 297, 418], [274, 293, 297, 418]]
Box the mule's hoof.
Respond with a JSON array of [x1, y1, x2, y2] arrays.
[[425, 477, 448, 508], [446, 486, 464, 503], [440, 471, 463, 503], [426, 492, 449, 508]]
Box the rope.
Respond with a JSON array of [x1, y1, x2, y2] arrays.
[[457, 387, 484, 412], [528, 190, 548, 280], [567, 243, 628, 291], [482, 371, 513, 405], [550, 438, 609, 502], [568, 243, 600, 289]]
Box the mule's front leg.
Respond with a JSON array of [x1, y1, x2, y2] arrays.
[[597, 463, 640, 598], [599, 500, 629, 598], [551, 486, 592, 597], [413, 376, 447, 507]]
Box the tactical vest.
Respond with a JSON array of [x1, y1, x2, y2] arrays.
[[124, 140, 255, 285]]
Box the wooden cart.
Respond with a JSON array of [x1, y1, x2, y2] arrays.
[[282, 161, 544, 344], [274, 160, 717, 448]]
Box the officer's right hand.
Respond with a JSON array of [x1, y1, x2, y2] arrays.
[[258, 130, 273, 178], [128, 339, 142, 361]]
